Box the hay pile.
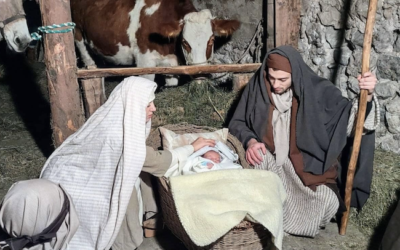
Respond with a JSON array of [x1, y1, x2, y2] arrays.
[[152, 80, 238, 128], [0, 79, 47, 199], [350, 149, 400, 248], [0, 58, 50, 198]]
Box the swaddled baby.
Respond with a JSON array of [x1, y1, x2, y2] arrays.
[[202, 151, 222, 169], [182, 141, 242, 175]]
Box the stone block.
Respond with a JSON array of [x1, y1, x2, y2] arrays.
[[348, 76, 360, 94], [306, 23, 323, 46], [380, 134, 400, 154], [325, 27, 342, 48], [375, 79, 398, 99], [377, 55, 400, 81], [347, 49, 378, 77], [317, 6, 343, 29], [312, 57, 324, 65], [355, 0, 368, 20], [373, 24, 394, 53], [383, 7, 394, 19], [385, 97, 400, 114], [351, 30, 364, 48], [375, 121, 388, 137], [384, 97, 400, 134], [386, 112, 400, 134], [232, 73, 253, 91]]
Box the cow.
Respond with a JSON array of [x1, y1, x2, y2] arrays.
[[71, 0, 240, 86], [0, 0, 32, 53]]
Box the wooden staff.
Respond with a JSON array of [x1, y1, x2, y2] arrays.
[[339, 0, 378, 235]]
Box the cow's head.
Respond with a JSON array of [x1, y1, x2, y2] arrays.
[[159, 9, 240, 65], [0, 0, 32, 52]]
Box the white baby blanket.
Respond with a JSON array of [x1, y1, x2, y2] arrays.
[[165, 141, 242, 177]]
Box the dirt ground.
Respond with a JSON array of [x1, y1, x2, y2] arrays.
[[1, 52, 400, 249]]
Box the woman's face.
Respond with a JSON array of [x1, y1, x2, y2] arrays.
[[146, 102, 156, 122]]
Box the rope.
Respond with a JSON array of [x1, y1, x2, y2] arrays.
[[233, 20, 264, 64], [209, 19, 264, 81], [31, 22, 76, 40]]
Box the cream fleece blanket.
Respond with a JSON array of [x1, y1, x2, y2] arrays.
[[170, 169, 286, 250]]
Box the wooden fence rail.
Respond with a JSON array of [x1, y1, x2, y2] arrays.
[[77, 63, 262, 79]]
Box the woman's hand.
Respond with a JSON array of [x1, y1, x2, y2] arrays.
[[358, 71, 377, 101], [191, 137, 216, 152], [246, 138, 266, 166]]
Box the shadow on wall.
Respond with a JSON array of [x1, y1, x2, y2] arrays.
[[329, 0, 352, 85], [0, 44, 54, 157]]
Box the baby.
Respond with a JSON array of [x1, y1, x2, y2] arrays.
[[202, 150, 221, 169], [178, 141, 242, 176]]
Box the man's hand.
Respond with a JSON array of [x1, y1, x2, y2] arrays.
[[246, 138, 267, 166], [357, 71, 377, 101], [191, 137, 216, 152]]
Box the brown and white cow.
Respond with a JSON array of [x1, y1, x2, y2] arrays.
[[71, 0, 240, 86]]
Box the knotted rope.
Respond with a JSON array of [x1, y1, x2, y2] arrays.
[[31, 22, 75, 40]]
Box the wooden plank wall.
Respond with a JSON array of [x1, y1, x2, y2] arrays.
[[275, 0, 301, 48], [266, 0, 275, 51]]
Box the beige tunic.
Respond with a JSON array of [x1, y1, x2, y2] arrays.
[[112, 147, 174, 250]]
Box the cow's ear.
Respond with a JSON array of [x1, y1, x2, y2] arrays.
[[212, 20, 240, 37], [158, 21, 183, 38]]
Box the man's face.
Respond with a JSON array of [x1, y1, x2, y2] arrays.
[[268, 68, 292, 94]]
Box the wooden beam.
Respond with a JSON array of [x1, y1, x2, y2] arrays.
[[275, 0, 301, 48], [77, 63, 262, 79], [39, 0, 85, 147], [266, 0, 275, 51], [81, 78, 106, 118]]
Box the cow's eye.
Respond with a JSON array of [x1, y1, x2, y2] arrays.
[[208, 36, 215, 45], [182, 39, 192, 52]]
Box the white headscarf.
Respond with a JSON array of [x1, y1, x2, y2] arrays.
[[148, 91, 155, 104], [0, 179, 79, 250], [40, 77, 157, 250]]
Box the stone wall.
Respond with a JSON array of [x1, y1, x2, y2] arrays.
[[299, 0, 400, 154], [192, 0, 264, 65]]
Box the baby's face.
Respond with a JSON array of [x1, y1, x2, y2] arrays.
[[203, 151, 221, 163]]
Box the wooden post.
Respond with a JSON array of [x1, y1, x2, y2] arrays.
[[39, 0, 85, 147], [275, 0, 301, 48], [339, 0, 378, 235], [81, 77, 106, 118], [266, 0, 275, 51], [232, 73, 253, 91]]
